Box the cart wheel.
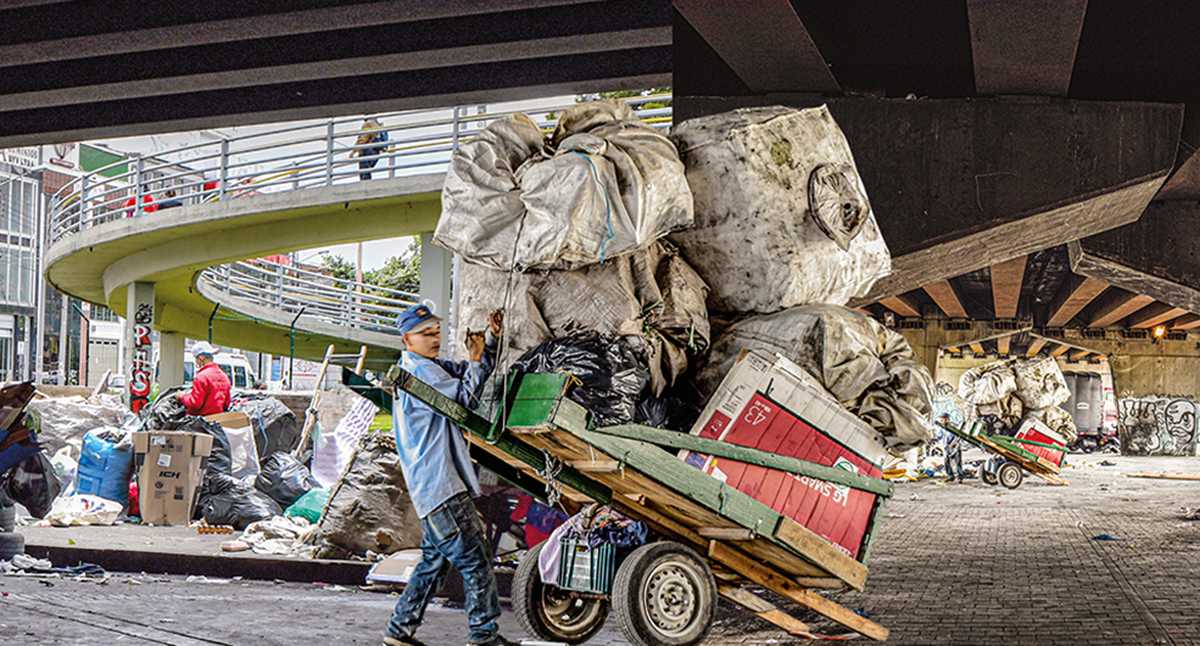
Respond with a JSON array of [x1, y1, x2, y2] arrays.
[[512, 542, 609, 644], [998, 462, 1024, 489], [612, 541, 717, 646]]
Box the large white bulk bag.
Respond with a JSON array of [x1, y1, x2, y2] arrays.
[[669, 105, 891, 313]]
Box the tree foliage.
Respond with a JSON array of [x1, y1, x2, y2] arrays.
[[319, 240, 421, 297], [320, 254, 357, 282]]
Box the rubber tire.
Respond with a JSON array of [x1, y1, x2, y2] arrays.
[[998, 462, 1024, 489], [0, 503, 15, 533], [512, 542, 610, 645], [612, 541, 717, 646], [0, 531, 24, 561]]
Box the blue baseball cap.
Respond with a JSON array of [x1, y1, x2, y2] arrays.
[[396, 303, 439, 334]]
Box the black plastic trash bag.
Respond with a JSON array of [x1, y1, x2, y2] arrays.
[[1, 451, 62, 519], [511, 331, 650, 426], [139, 387, 189, 430], [232, 395, 301, 459], [199, 472, 281, 530], [178, 417, 232, 477], [634, 384, 703, 433], [255, 452, 320, 509]]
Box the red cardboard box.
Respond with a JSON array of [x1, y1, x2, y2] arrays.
[[683, 351, 887, 559], [1014, 417, 1067, 467]]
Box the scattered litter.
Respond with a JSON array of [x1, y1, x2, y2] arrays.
[[235, 514, 319, 558], [44, 494, 122, 527], [1126, 472, 1200, 481], [909, 494, 921, 501], [184, 575, 232, 584], [220, 540, 252, 553], [1091, 534, 1121, 541], [195, 522, 235, 535], [1181, 507, 1200, 521], [1100, 460, 1117, 467], [887, 513, 906, 519]]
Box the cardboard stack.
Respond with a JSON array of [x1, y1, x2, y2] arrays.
[[681, 351, 886, 559]]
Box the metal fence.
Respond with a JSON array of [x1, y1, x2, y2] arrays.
[[48, 93, 673, 335]]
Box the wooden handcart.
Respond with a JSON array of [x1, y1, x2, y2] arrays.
[[364, 369, 895, 644], [939, 419, 1068, 488]]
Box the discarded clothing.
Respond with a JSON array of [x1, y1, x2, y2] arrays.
[[538, 505, 647, 584]]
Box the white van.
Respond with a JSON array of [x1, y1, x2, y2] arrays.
[[184, 350, 260, 390]]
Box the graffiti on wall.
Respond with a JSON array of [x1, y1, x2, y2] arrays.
[[129, 303, 153, 413], [1117, 396, 1199, 456]]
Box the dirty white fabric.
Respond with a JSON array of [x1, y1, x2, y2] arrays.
[[312, 432, 423, 559], [436, 101, 693, 270], [43, 494, 122, 527], [451, 242, 710, 395], [1012, 356, 1072, 410], [310, 396, 378, 488], [697, 304, 933, 453], [669, 105, 891, 313], [959, 361, 1019, 406], [26, 395, 135, 459], [1026, 405, 1078, 443], [239, 515, 319, 558]]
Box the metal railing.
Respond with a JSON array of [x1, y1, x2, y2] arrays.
[[48, 93, 674, 337], [196, 256, 420, 334]]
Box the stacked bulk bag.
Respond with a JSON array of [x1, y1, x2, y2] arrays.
[[436, 101, 693, 271], [696, 305, 934, 454], [669, 105, 891, 313], [957, 357, 1077, 442]]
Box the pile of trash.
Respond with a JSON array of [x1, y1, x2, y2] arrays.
[[439, 101, 931, 457], [957, 356, 1077, 442]]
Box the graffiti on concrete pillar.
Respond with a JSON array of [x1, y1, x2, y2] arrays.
[[1117, 396, 1199, 456], [130, 303, 153, 413]]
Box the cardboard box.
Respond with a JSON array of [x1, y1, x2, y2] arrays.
[[1014, 417, 1067, 467], [682, 351, 887, 559], [133, 431, 213, 526]]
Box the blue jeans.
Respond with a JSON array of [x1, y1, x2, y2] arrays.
[[388, 492, 500, 644], [944, 442, 963, 479]]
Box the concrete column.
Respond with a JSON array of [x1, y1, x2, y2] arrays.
[[159, 331, 185, 389], [419, 232, 453, 328], [124, 282, 155, 412]]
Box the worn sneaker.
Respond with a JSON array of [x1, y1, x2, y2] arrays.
[[468, 636, 520, 646], [383, 635, 427, 646]]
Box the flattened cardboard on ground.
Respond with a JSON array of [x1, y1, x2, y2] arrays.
[[133, 431, 213, 526]]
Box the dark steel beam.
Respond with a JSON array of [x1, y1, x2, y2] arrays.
[[967, 0, 1088, 95], [673, 0, 838, 93]]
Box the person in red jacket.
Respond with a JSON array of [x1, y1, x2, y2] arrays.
[[176, 342, 230, 416]]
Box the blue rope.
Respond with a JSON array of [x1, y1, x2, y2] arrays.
[[573, 151, 615, 264]]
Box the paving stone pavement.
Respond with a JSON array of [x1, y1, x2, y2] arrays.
[[2, 454, 1198, 645]]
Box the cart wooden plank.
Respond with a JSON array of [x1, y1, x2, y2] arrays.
[[719, 584, 815, 638]]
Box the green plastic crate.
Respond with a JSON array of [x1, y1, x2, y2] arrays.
[[556, 537, 616, 595]]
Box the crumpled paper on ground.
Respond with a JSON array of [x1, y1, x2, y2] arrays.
[[437, 101, 692, 271], [669, 105, 891, 313], [43, 494, 122, 527], [237, 515, 319, 558], [697, 304, 934, 453]]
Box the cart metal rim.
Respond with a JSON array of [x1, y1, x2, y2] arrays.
[[999, 463, 1022, 488], [641, 559, 704, 637], [540, 585, 607, 636]]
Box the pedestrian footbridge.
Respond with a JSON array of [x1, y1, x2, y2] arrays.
[[43, 97, 671, 382]]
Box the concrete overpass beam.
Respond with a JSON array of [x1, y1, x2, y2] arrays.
[[159, 331, 185, 389], [675, 96, 1182, 301], [1071, 200, 1200, 314], [124, 282, 155, 412]]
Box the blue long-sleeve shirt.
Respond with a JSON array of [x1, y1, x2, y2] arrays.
[[393, 335, 496, 518]]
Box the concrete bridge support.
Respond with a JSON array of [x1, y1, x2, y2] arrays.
[[159, 332, 186, 391]]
